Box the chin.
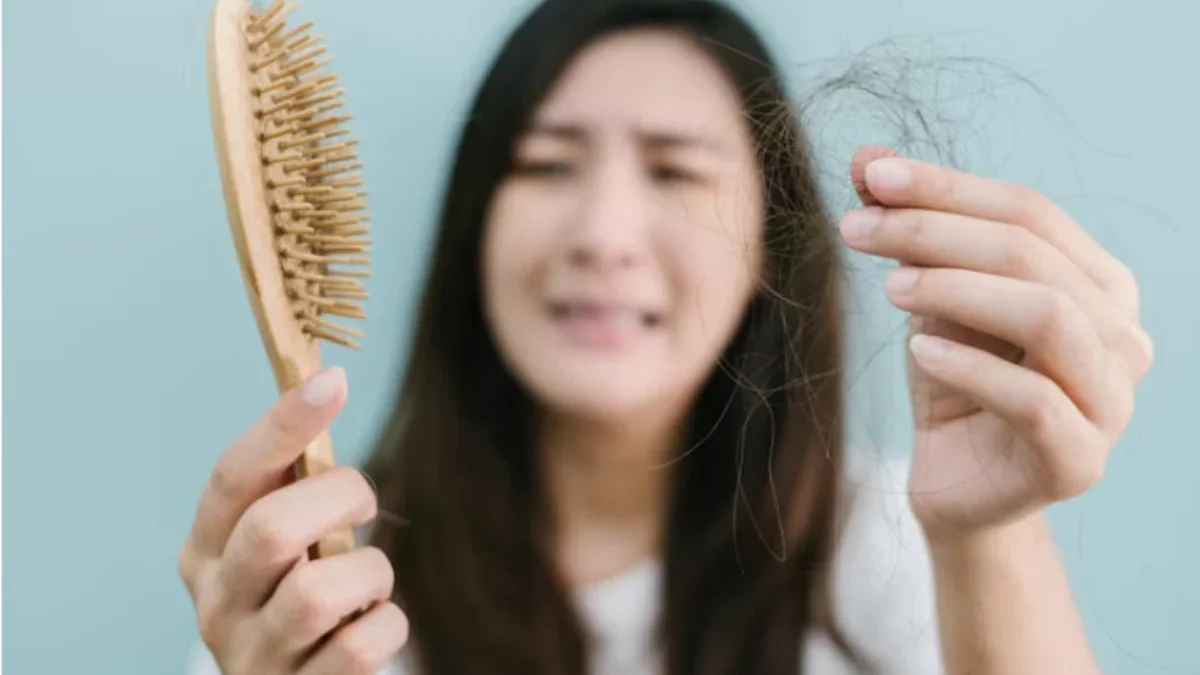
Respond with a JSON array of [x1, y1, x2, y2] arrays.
[[521, 365, 669, 423]]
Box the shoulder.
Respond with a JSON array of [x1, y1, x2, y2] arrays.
[[805, 450, 943, 674]]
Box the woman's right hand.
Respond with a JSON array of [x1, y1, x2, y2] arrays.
[[177, 367, 409, 675]]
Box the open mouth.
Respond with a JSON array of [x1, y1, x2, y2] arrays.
[[549, 301, 662, 327], [547, 300, 664, 347]]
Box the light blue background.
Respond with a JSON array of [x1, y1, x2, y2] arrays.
[[4, 0, 1197, 673]]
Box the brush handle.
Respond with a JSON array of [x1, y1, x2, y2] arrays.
[[280, 358, 358, 560]]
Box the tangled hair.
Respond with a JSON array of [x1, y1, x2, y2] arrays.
[[361, 0, 1013, 673]]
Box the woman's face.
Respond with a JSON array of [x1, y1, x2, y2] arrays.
[[482, 27, 763, 422]]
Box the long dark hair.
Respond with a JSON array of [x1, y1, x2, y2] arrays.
[[365, 0, 863, 673]]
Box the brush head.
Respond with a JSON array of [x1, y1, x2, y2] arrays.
[[248, 0, 369, 349], [209, 0, 370, 394], [208, 0, 365, 558]]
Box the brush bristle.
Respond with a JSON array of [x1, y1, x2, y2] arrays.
[[245, 0, 369, 349]]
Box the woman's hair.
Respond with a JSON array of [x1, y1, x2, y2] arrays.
[[364, 0, 863, 672]]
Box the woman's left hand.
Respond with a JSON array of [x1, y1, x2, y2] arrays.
[[840, 147, 1154, 541]]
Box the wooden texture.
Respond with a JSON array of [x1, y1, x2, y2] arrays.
[[207, 0, 359, 560]]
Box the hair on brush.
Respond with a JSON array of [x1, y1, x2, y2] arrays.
[[207, 0, 370, 559]]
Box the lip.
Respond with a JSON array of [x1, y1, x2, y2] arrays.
[[546, 298, 664, 349]]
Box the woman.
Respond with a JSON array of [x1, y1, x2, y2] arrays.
[[179, 0, 1153, 673]]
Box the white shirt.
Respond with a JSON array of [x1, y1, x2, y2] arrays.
[[187, 454, 942, 674]]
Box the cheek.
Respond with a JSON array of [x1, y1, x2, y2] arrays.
[[482, 187, 555, 331], [668, 186, 762, 335]]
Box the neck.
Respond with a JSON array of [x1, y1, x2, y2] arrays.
[[539, 408, 684, 586]]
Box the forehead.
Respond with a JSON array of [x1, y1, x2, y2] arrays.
[[533, 28, 748, 142]]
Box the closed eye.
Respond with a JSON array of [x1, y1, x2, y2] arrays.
[[512, 160, 574, 178], [650, 164, 699, 184]]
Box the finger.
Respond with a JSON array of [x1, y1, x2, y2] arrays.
[[907, 333, 1112, 501], [189, 367, 349, 558], [840, 207, 1153, 381], [298, 601, 410, 675], [841, 206, 1102, 297], [850, 145, 900, 206], [219, 466, 378, 609], [261, 546, 395, 656], [887, 267, 1132, 432], [861, 156, 1135, 311]]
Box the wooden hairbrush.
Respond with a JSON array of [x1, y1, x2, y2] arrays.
[[207, 0, 369, 559]]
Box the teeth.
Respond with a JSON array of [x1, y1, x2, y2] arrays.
[[611, 309, 639, 334], [558, 305, 647, 331]]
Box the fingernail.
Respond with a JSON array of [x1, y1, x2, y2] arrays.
[[886, 267, 919, 296], [909, 334, 949, 362], [866, 158, 911, 192], [302, 367, 346, 407], [840, 207, 882, 244]]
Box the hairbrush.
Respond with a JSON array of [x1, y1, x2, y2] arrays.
[[207, 0, 369, 559]]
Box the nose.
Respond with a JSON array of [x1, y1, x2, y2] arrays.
[[565, 159, 650, 272]]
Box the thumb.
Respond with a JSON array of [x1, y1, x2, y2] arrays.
[[850, 145, 901, 206]]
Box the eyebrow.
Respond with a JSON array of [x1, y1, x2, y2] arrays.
[[524, 121, 728, 155]]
